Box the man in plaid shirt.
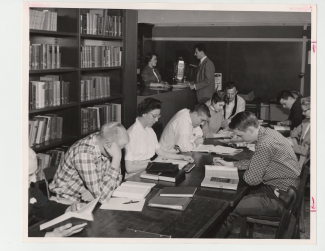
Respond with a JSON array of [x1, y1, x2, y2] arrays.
[[213, 111, 300, 238], [49, 122, 129, 204]]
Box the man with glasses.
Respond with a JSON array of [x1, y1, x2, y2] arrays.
[[221, 82, 246, 129], [276, 90, 303, 130], [159, 103, 211, 152]]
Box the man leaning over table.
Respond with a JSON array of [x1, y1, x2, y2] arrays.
[[159, 103, 211, 153], [212, 111, 300, 238], [49, 122, 129, 205]]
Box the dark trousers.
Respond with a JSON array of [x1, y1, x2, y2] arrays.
[[215, 185, 284, 238]]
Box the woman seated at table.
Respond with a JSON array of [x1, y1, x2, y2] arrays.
[[202, 90, 228, 138], [287, 96, 311, 165], [141, 52, 170, 88], [124, 98, 194, 178]]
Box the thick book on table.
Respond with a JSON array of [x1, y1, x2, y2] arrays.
[[146, 162, 179, 173], [148, 189, 192, 211], [140, 170, 186, 183], [201, 165, 239, 190], [39, 196, 100, 231], [112, 181, 156, 199], [160, 187, 197, 197]]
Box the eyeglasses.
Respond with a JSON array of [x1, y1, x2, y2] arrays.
[[149, 113, 161, 119]]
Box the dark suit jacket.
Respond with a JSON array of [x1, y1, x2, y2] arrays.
[[141, 65, 162, 87], [289, 98, 303, 130], [195, 57, 216, 103]]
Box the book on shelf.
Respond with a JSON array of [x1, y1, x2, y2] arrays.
[[80, 45, 122, 68], [159, 187, 197, 198], [147, 189, 192, 211], [152, 156, 189, 170], [39, 196, 100, 231], [191, 144, 243, 155], [140, 169, 186, 183], [201, 165, 239, 190], [112, 181, 156, 199], [29, 44, 61, 70], [81, 76, 110, 101], [30, 9, 57, 31]]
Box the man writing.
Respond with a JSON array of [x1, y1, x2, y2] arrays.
[[159, 104, 211, 152], [221, 81, 246, 128], [213, 111, 300, 238], [277, 90, 304, 130], [50, 122, 129, 204], [188, 43, 216, 103]]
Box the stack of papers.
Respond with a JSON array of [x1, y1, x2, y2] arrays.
[[153, 156, 189, 170]]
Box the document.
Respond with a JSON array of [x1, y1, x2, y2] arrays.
[[100, 198, 146, 212], [201, 165, 239, 190]]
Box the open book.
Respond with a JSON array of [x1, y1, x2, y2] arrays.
[[112, 181, 156, 199], [271, 125, 291, 131], [201, 165, 239, 190], [39, 196, 100, 231], [152, 156, 189, 170], [191, 144, 243, 155]]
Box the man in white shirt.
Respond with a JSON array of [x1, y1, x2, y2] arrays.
[[221, 81, 246, 128], [159, 104, 211, 152]]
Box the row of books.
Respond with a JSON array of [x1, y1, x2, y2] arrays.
[[29, 44, 61, 70], [81, 103, 121, 134], [29, 115, 63, 147], [36, 147, 68, 181], [30, 9, 57, 31], [29, 77, 70, 110], [81, 12, 122, 36], [81, 76, 110, 102], [80, 46, 122, 68]]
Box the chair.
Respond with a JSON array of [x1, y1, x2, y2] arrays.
[[239, 157, 310, 239]]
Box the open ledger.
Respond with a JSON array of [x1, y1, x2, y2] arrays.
[[201, 165, 239, 190], [112, 181, 156, 199], [152, 155, 189, 170], [39, 196, 100, 231], [191, 144, 243, 155]]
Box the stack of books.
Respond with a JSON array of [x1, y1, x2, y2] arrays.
[[80, 76, 110, 101], [29, 115, 63, 146], [29, 44, 61, 70], [30, 9, 57, 31], [81, 103, 121, 134], [140, 162, 186, 183]]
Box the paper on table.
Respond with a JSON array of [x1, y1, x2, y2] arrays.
[[153, 156, 189, 169], [271, 125, 291, 131], [100, 198, 146, 212]]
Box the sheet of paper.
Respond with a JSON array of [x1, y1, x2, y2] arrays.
[[121, 181, 156, 189], [205, 165, 239, 179], [191, 144, 215, 152], [213, 145, 238, 154], [153, 156, 189, 169], [100, 198, 145, 211]]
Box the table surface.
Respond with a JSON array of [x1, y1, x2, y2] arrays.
[[74, 139, 254, 238]]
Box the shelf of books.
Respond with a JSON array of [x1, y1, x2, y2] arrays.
[[29, 7, 136, 157]]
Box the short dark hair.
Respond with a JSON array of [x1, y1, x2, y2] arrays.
[[224, 81, 237, 91], [276, 90, 295, 103], [229, 111, 259, 132], [211, 91, 227, 104], [137, 98, 162, 117], [145, 52, 157, 64], [191, 103, 211, 118], [194, 43, 206, 54]]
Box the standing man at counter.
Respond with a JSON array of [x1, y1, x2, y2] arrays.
[[188, 43, 216, 103]]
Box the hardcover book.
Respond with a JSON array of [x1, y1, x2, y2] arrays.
[[201, 165, 239, 190], [148, 189, 192, 211]]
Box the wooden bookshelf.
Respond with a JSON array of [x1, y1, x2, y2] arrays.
[[29, 7, 137, 153]]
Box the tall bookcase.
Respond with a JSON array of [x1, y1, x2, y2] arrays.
[[29, 8, 137, 153]]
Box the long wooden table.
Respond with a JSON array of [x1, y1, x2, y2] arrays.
[[74, 140, 254, 238]]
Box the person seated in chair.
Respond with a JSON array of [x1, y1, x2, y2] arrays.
[[124, 98, 194, 178], [212, 112, 300, 238], [28, 148, 86, 237]]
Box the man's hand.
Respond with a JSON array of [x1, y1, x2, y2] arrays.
[[278, 120, 292, 126], [194, 137, 204, 146], [189, 84, 195, 90], [221, 120, 229, 128], [182, 155, 194, 163], [213, 158, 235, 167], [104, 141, 122, 161], [65, 201, 86, 213], [80, 190, 94, 202], [45, 223, 87, 237]]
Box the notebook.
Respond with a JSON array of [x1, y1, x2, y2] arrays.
[[159, 187, 197, 197], [112, 181, 156, 199], [148, 189, 192, 211]]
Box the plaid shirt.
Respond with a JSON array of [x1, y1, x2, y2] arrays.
[[235, 127, 300, 191], [49, 133, 122, 204]]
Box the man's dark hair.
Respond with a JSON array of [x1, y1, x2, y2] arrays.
[[191, 103, 211, 118], [194, 43, 206, 54], [276, 90, 295, 103], [211, 91, 226, 104], [224, 81, 237, 91], [145, 52, 158, 64], [229, 111, 259, 132], [137, 98, 162, 117]]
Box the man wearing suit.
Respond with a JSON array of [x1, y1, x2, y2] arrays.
[[188, 43, 216, 103]]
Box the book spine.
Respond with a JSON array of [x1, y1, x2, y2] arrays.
[[56, 117, 63, 139], [44, 82, 49, 107], [52, 44, 56, 69], [56, 45, 60, 68]]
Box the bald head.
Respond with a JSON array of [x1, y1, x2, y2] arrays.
[[99, 122, 129, 149]]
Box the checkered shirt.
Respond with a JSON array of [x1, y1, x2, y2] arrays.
[[49, 133, 122, 204], [234, 127, 300, 191]]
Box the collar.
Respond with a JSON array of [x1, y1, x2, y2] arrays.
[[209, 105, 216, 112], [135, 117, 147, 132], [257, 126, 266, 142], [200, 56, 207, 64], [92, 133, 109, 159], [183, 109, 193, 126]]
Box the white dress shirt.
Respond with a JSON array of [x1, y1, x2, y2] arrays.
[[125, 118, 161, 162], [159, 109, 202, 152]]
